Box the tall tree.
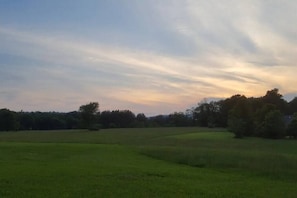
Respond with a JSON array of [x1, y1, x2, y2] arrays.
[[135, 113, 147, 127], [228, 96, 253, 138], [79, 102, 99, 129], [262, 88, 287, 113], [218, 95, 245, 127], [193, 100, 220, 127]]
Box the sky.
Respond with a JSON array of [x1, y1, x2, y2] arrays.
[[1, 0, 297, 116]]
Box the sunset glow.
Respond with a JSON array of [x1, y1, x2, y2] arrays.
[[1, 1, 297, 115]]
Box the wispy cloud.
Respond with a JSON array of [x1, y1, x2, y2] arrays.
[[1, 1, 297, 114]]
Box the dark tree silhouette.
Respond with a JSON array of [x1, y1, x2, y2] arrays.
[[261, 110, 285, 139], [228, 96, 253, 138], [0, 109, 19, 131], [79, 102, 99, 130]]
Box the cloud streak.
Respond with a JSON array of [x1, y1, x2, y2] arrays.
[[1, 1, 297, 115]]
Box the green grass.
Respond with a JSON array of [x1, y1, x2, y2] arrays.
[[0, 127, 297, 197]]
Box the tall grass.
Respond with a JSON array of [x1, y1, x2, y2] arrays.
[[140, 130, 297, 181]]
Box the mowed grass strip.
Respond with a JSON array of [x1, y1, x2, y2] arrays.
[[0, 128, 297, 197]]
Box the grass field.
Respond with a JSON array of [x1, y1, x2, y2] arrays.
[[0, 127, 297, 197]]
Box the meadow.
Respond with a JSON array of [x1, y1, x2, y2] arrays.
[[0, 127, 297, 197]]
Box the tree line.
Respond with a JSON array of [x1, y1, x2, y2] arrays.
[[1, 88, 297, 139], [192, 88, 297, 139], [0, 103, 192, 131]]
